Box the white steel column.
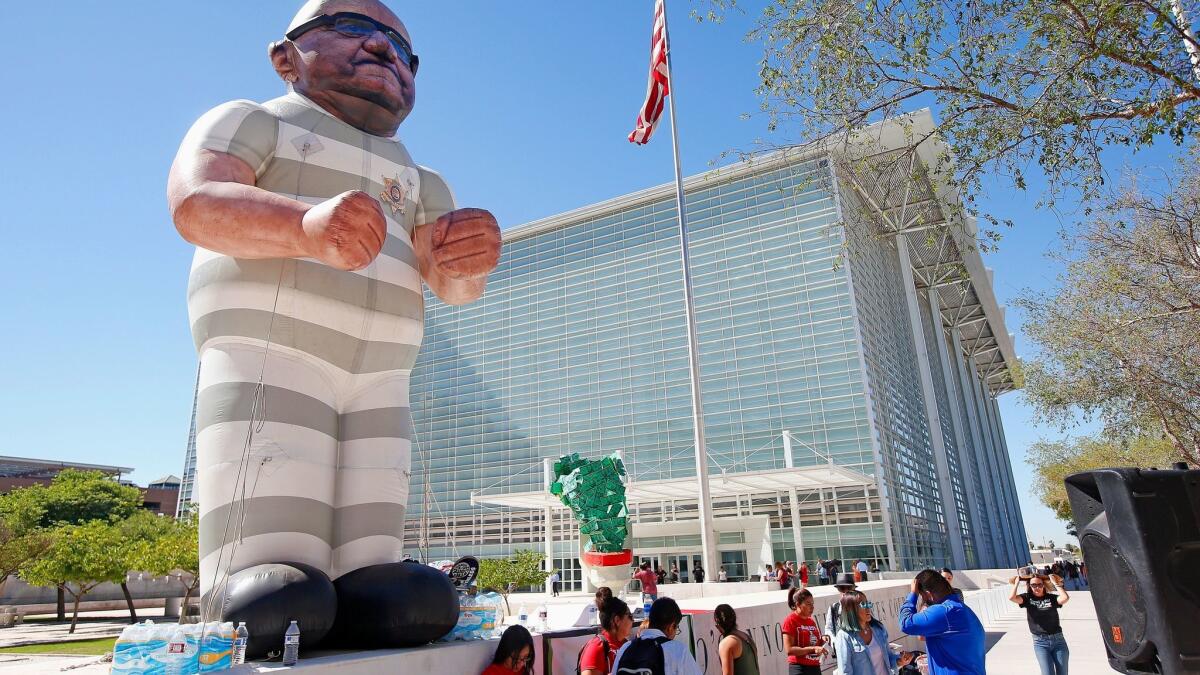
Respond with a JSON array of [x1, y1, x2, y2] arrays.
[[985, 395, 1022, 564], [990, 402, 1030, 558], [782, 431, 806, 564], [950, 326, 1000, 568], [970, 362, 1016, 566], [896, 236, 967, 569], [543, 458, 556, 590], [929, 292, 984, 568]]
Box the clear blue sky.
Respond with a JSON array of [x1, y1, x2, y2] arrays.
[[0, 2, 1181, 549]]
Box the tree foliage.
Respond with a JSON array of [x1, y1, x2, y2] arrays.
[[1027, 433, 1178, 521], [128, 512, 200, 623], [475, 549, 548, 614], [702, 0, 1200, 235], [20, 520, 130, 633], [0, 519, 50, 586], [1017, 156, 1200, 465]]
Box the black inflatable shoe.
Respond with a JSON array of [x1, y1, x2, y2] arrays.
[[328, 562, 460, 648], [217, 561, 337, 659]]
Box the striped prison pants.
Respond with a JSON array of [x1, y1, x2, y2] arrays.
[[194, 341, 413, 600]]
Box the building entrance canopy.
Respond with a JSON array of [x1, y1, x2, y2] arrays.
[[471, 464, 874, 511]]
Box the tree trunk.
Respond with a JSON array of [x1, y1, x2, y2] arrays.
[[121, 582, 137, 622], [56, 586, 65, 622], [69, 594, 81, 634], [179, 584, 194, 624]]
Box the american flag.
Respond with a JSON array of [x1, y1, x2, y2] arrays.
[[628, 0, 669, 145]]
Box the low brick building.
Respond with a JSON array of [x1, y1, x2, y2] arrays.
[[0, 456, 179, 517]]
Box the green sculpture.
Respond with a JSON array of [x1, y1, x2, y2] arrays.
[[549, 453, 628, 554]]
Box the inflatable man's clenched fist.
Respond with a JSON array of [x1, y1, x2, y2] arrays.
[[167, 0, 499, 657], [429, 208, 502, 280]]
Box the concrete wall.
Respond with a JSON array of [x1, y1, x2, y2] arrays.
[[658, 581, 776, 601], [238, 575, 1022, 674], [0, 575, 186, 607], [877, 567, 1016, 590]]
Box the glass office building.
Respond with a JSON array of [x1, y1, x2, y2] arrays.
[[407, 113, 1028, 585], [179, 113, 1028, 584]]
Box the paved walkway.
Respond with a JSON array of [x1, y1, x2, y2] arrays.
[[0, 607, 173, 649], [984, 591, 1114, 674]]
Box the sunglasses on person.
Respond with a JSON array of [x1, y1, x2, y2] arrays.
[[1029, 582, 1045, 588], [286, 12, 419, 75], [860, 600, 874, 609]]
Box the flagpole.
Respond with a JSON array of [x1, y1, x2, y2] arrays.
[[660, 0, 719, 581]]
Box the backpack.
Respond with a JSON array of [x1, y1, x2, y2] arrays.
[[826, 604, 840, 657], [576, 634, 611, 675], [614, 635, 671, 675]]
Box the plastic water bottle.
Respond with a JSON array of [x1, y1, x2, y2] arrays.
[[586, 603, 598, 625], [643, 596, 652, 618], [232, 622, 249, 665], [536, 604, 549, 632], [165, 628, 188, 675], [282, 620, 300, 666], [517, 605, 529, 626]]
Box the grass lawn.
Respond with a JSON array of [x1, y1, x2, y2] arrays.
[[0, 636, 115, 656]]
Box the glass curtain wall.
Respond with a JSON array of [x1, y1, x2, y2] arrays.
[[408, 156, 887, 564]]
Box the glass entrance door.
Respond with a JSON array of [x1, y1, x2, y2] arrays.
[[664, 553, 703, 582]]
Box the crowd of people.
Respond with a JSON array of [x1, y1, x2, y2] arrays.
[[1039, 559, 1087, 591], [480, 564, 1074, 675], [757, 558, 878, 590], [627, 557, 885, 591]]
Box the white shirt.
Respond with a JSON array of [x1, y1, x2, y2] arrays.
[[610, 629, 702, 675], [864, 627, 889, 675]]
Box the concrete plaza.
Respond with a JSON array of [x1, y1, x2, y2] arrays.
[[0, 590, 1115, 674]]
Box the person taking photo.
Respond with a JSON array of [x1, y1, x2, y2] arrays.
[[633, 562, 659, 602], [1010, 570, 1071, 675]]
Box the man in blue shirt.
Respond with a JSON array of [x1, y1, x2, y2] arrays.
[[900, 569, 987, 674]]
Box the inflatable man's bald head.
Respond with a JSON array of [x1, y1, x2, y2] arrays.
[[269, 0, 416, 136]]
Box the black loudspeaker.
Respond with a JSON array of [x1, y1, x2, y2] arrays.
[[1065, 466, 1200, 674]]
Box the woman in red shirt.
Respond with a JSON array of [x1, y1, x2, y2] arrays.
[[482, 624, 534, 675], [776, 562, 791, 590], [578, 597, 633, 675], [799, 562, 809, 588], [781, 588, 827, 675]]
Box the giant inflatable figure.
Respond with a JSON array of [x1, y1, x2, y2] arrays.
[[167, 0, 501, 656]]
